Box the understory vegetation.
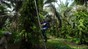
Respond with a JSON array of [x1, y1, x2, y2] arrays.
[[0, 0, 88, 49]]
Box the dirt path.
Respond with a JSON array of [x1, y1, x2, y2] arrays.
[[46, 38, 88, 49]]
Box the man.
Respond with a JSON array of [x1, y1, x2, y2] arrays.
[[41, 17, 50, 42], [0, 32, 12, 49]]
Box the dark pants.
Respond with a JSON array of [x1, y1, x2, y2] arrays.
[[42, 30, 47, 42]]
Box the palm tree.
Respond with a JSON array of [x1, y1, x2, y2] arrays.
[[44, 0, 57, 4], [55, 0, 76, 38], [0, 5, 8, 29], [57, 0, 75, 27], [0, 0, 23, 32], [19, 0, 45, 49], [43, 0, 62, 28]]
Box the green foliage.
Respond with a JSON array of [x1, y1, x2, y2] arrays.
[[18, 0, 44, 48], [0, 29, 5, 37], [58, 8, 88, 44], [73, 10, 88, 44], [74, 0, 87, 5], [0, 0, 88, 48], [0, 5, 6, 13], [55, 2, 88, 44], [47, 39, 72, 49]]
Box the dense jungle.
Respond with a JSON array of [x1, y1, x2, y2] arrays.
[[0, 0, 88, 49]]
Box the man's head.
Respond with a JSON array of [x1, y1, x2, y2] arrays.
[[45, 14, 52, 22]]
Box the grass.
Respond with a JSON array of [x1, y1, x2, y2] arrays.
[[45, 38, 88, 49]]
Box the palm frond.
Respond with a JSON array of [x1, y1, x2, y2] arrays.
[[1, 0, 11, 8], [44, 0, 57, 4]]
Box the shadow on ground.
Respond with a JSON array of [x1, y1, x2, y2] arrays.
[[46, 38, 72, 49]]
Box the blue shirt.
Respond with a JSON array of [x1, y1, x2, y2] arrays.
[[41, 21, 49, 30]]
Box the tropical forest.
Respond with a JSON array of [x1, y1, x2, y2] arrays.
[[0, 0, 88, 49]]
